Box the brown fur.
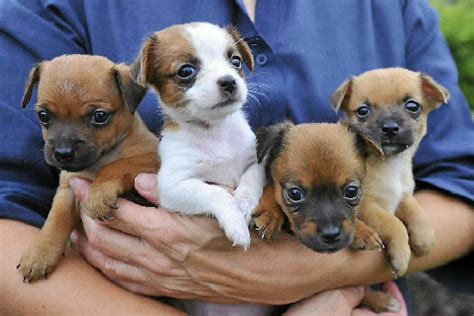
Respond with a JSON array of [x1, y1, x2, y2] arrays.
[[330, 68, 449, 312], [17, 54, 159, 282]]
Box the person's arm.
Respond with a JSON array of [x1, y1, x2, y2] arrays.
[[0, 220, 184, 315], [70, 175, 473, 305]]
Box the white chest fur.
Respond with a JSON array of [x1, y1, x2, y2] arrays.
[[364, 150, 415, 214]]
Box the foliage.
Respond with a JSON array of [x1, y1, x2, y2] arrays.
[[431, 0, 474, 109]]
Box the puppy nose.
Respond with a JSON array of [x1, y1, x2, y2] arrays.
[[382, 121, 400, 136], [320, 226, 342, 244], [217, 75, 237, 95], [54, 147, 75, 162]]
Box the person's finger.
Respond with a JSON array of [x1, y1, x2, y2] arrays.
[[134, 173, 160, 205], [69, 177, 91, 203], [340, 286, 366, 308], [71, 227, 148, 283]]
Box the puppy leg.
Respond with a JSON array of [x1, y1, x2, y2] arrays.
[[233, 162, 266, 224], [159, 176, 250, 248], [18, 175, 79, 282], [350, 219, 384, 251], [85, 156, 158, 221], [357, 199, 411, 277], [253, 184, 286, 239], [396, 195, 435, 256], [361, 287, 400, 313]]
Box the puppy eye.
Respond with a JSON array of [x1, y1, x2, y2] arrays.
[[405, 100, 421, 113], [355, 104, 371, 118], [90, 109, 111, 125], [344, 185, 360, 201], [36, 109, 50, 125], [286, 187, 305, 204], [176, 64, 197, 80], [230, 56, 242, 69]]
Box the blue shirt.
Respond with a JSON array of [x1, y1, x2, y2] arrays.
[[0, 0, 472, 229]]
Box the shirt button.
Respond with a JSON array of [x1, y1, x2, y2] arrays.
[[256, 53, 268, 66]]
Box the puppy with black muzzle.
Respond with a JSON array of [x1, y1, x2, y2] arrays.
[[253, 122, 400, 312], [133, 23, 264, 249], [330, 67, 450, 277], [17, 54, 159, 282]]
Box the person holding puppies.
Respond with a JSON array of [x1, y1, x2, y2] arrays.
[[0, 0, 472, 315]]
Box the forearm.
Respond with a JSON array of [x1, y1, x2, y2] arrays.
[[0, 220, 184, 316], [185, 190, 473, 305]]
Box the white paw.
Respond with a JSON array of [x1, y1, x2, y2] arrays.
[[219, 214, 251, 250], [235, 196, 256, 225]]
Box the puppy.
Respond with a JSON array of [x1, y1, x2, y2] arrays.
[[133, 22, 269, 316], [330, 67, 449, 277], [133, 23, 264, 249], [17, 54, 159, 282], [254, 122, 398, 312]]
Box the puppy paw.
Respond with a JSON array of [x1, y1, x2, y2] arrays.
[[85, 181, 120, 221], [407, 220, 435, 257], [363, 290, 400, 313], [387, 242, 411, 278], [351, 223, 384, 251], [17, 241, 65, 283], [217, 210, 251, 249], [253, 205, 285, 240], [234, 196, 257, 225]]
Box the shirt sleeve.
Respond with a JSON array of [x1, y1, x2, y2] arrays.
[[403, 0, 474, 203], [0, 0, 88, 227]]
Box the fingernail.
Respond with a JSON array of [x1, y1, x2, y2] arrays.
[[70, 232, 78, 244], [135, 173, 156, 191]]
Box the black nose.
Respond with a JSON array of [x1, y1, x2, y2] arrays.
[[382, 121, 400, 136], [320, 226, 342, 244], [217, 75, 237, 95], [54, 147, 75, 162]]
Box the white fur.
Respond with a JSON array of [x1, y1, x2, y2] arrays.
[[156, 23, 265, 248]]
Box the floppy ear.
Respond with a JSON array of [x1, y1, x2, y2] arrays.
[[419, 73, 450, 110], [132, 33, 159, 87], [256, 121, 293, 177], [330, 78, 353, 112], [346, 123, 384, 160], [226, 25, 254, 73], [113, 64, 148, 113], [22, 63, 43, 108]]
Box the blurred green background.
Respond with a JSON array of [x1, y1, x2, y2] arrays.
[[431, 0, 474, 110]]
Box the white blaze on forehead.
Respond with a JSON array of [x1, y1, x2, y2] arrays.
[[184, 23, 234, 62]]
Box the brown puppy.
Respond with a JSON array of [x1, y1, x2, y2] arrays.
[[331, 67, 449, 277], [17, 54, 159, 282], [253, 122, 399, 312]]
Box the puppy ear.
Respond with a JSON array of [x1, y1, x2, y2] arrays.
[[419, 73, 450, 109], [113, 64, 148, 113], [132, 33, 159, 87], [256, 121, 292, 177], [22, 63, 43, 108], [346, 123, 385, 160], [330, 78, 353, 112], [226, 25, 254, 73]]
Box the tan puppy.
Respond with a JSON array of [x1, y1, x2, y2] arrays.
[[17, 54, 159, 282], [254, 122, 383, 253], [253, 122, 400, 312], [331, 67, 449, 277]]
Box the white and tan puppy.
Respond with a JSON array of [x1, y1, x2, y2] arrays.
[[134, 22, 264, 250]]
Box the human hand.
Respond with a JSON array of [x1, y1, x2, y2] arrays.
[[284, 281, 407, 316], [70, 174, 232, 301]]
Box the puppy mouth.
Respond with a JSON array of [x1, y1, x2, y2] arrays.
[[211, 98, 240, 109], [381, 140, 411, 156]]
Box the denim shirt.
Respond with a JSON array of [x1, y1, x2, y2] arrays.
[[0, 0, 472, 228]]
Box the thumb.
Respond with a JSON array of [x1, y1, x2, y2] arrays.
[[69, 177, 91, 202], [134, 173, 159, 205]]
